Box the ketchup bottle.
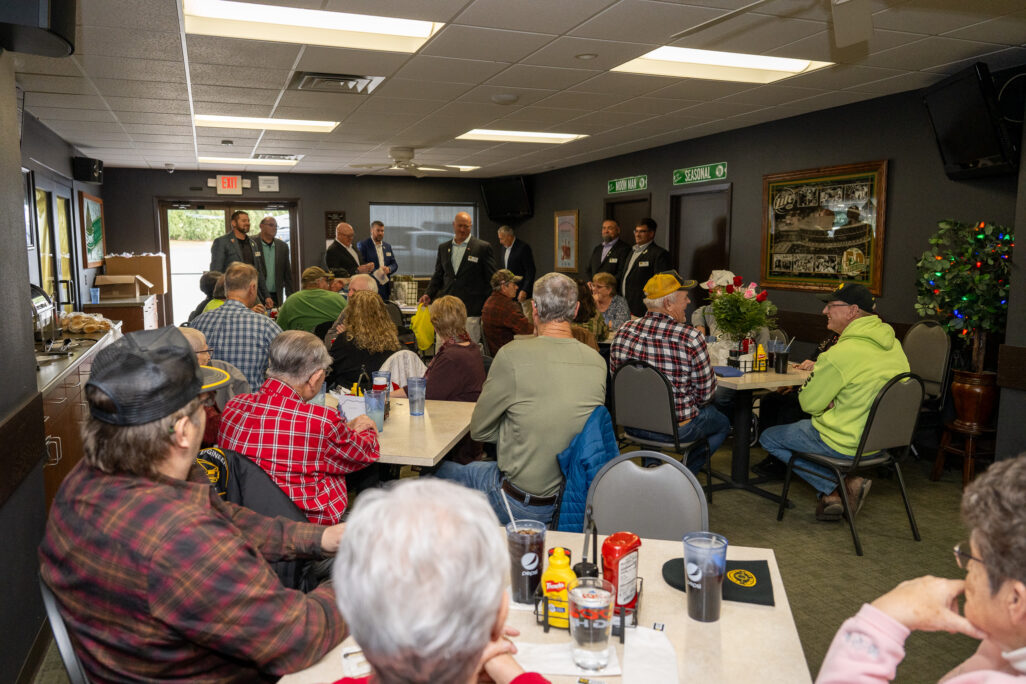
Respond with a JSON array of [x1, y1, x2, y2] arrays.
[[602, 531, 641, 612]]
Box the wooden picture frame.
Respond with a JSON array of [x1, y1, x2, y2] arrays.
[[760, 160, 887, 295], [554, 209, 578, 273], [79, 191, 106, 268]]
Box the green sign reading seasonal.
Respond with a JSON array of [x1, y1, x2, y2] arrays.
[[607, 175, 648, 194], [673, 162, 728, 185]]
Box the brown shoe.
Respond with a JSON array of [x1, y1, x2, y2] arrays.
[[816, 492, 843, 521], [845, 477, 872, 517]]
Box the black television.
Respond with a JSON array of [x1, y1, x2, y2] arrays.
[[922, 62, 1019, 180], [480, 176, 532, 221]]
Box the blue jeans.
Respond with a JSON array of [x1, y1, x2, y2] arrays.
[[758, 420, 851, 495], [625, 405, 730, 474], [433, 460, 556, 526]]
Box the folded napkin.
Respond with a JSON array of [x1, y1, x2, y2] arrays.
[[661, 559, 775, 606], [513, 641, 621, 677], [623, 627, 678, 684], [713, 366, 744, 377]]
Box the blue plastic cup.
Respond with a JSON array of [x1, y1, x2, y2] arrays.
[[364, 390, 385, 431], [89, 287, 100, 304], [682, 531, 728, 622], [407, 377, 426, 416]]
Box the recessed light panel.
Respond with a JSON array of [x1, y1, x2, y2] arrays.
[[198, 156, 298, 167], [456, 129, 587, 144], [195, 114, 338, 133], [612, 46, 832, 84]]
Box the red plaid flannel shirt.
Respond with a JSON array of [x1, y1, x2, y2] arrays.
[[482, 291, 533, 353], [219, 378, 380, 524], [609, 311, 716, 422]]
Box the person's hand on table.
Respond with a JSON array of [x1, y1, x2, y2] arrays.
[[795, 359, 815, 371], [348, 415, 378, 434], [477, 625, 523, 683], [391, 388, 407, 398], [871, 576, 985, 638], [320, 522, 345, 554]]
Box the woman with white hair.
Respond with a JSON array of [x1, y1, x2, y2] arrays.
[[331, 479, 549, 684]]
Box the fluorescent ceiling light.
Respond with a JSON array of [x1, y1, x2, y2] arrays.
[[612, 46, 832, 84], [198, 156, 298, 167], [446, 165, 480, 171], [194, 114, 338, 133], [456, 129, 587, 144], [183, 0, 443, 53]]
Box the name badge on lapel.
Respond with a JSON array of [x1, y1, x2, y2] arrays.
[[467, 255, 479, 263], [639, 261, 649, 267], [385, 252, 392, 257], [609, 257, 618, 263]]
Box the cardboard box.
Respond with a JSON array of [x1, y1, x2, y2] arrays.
[[105, 254, 167, 294], [94, 275, 154, 299]]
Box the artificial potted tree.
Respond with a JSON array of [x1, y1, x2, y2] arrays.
[[914, 219, 1014, 429]]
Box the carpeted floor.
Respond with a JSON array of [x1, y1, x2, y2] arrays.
[[33, 444, 976, 684]]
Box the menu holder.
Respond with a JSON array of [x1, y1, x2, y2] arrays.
[[534, 577, 643, 643]]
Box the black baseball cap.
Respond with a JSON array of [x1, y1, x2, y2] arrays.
[[817, 282, 876, 312], [86, 327, 230, 426]]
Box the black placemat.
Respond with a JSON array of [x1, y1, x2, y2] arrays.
[[662, 558, 775, 606]]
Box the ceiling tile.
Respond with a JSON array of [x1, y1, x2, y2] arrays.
[[123, 124, 195, 136], [192, 85, 280, 105], [863, 36, 1004, 71], [188, 102, 271, 116], [457, 85, 557, 107], [776, 89, 880, 114], [373, 78, 475, 101], [421, 25, 555, 62], [276, 90, 366, 113], [847, 70, 944, 95], [523, 36, 655, 71], [603, 97, 696, 115], [320, 0, 468, 22], [646, 78, 752, 100], [77, 55, 186, 83], [570, 1, 725, 44], [24, 93, 107, 110], [766, 28, 927, 65], [943, 9, 1026, 44], [357, 97, 443, 116], [494, 107, 586, 124], [715, 84, 828, 106], [872, 0, 1026, 35], [454, 0, 616, 34], [273, 104, 362, 120], [186, 35, 302, 70], [76, 26, 182, 60], [670, 13, 826, 54], [676, 100, 769, 118], [535, 90, 623, 110], [114, 112, 193, 126], [12, 53, 81, 77], [569, 71, 675, 97], [296, 47, 411, 77], [487, 65, 599, 90], [93, 79, 189, 100], [81, 0, 180, 30], [783, 64, 902, 89], [189, 63, 292, 90], [28, 107, 116, 123], [393, 55, 510, 84], [15, 75, 92, 95]]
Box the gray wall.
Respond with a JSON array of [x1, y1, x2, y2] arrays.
[[0, 51, 48, 682]]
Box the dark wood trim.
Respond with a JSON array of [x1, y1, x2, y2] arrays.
[[0, 393, 45, 508], [998, 345, 1026, 390]]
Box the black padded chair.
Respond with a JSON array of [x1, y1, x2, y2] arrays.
[[39, 576, 91, 684], [611, 360, 714, 497], [777, 372, 924, 556]]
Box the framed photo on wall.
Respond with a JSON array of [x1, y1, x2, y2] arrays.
[[79, 191, 106, 268], [760, 160, 887, 295], [554, 209, 578, 273]]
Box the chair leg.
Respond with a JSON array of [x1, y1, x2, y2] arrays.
[[835, 468, 863, 556], [963, 434, 977, 489], [777, 460, 794, 521], [931, 429, 952, 481], [892, 463, 921, 541]]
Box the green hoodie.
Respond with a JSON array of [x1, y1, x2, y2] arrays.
[[798, 315, 910, 455]]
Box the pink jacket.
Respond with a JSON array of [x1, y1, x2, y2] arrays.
[[817, 605, 1026, 684]]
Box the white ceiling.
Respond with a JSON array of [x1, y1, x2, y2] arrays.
[[12, 0, 1026, 177]]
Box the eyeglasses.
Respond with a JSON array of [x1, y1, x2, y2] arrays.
[[953, 541, 985, 570], [825, 302, 852, 309], [634, 229, 652, 234], [196, 348, 214, 355]]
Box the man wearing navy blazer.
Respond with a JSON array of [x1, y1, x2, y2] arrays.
[[421, 211, 496, 344], [356, 220, 399, 300], [496, 225, 535, 301], [621, 217, 673, 317], [585, 219, 632, 285]]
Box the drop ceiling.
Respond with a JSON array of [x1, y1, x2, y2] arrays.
[[11, 0, 1026, 177]]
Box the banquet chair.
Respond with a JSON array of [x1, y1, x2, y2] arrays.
[[902, 321, 951, 455], [611, 360, 714, 498], [777, 373, 924, 556], [40, 576, 91, 684], [585, 451, 708, 541]]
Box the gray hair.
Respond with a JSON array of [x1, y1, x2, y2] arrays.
[[349, 273, 377, 293], [497, 225, 514, 236], [644, 290, 683, 311], [332, 479, 507, 684], [266, 330, 330, 385], [533, 272, 578, 323]]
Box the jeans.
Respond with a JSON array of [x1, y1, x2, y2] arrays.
[[625, 405, 730, 474], [758, 419, 852, 495], [434, 460, 556, 526]]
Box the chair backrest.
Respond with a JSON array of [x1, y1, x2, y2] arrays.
[[380, 349, 428, 389], [767, 328, 789, 344], [902, 321, 951, 401], [39, 576, 91, 684], [585, 451, 708, 541], [612, 361, 679, 447], [856, 373, 925, 462]]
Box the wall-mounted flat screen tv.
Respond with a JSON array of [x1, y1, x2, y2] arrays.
[[481, 176, 532, 221]]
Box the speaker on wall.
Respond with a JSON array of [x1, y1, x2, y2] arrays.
[[0, 0, 76, 57], [72, 156, 103, 184]]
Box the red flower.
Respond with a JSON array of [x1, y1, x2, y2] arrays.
[[733, 276, 744, 286], [725, 285, 734, 294], [756, 291, 768, 302]]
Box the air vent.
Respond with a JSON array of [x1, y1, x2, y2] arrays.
[[290, 71, 385, 95], [254, 153, 305, 161]]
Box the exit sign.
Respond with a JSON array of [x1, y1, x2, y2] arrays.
[[216, 174, 243, 195], [607, 175, 648, 194], [673, 162, 727, 185]]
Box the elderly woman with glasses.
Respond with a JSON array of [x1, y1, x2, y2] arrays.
[[817, 454, 1026, 683]]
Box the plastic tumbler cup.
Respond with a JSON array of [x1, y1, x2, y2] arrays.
[[506, 520, 546, 604], [372, 370, 391, 396], [364, 390, 385, 432], [682, 531, 728, 622], [568, 577, 615, 670], [89, 287, 101, 303], [407, 377, 426, 416], [773, 351, 790, 374]]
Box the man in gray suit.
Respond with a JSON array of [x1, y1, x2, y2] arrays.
[[257, 216, 294, 307], [210, 210, 271, 308]]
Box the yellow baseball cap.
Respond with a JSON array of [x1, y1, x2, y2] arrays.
[[643, 271, 697, 299]]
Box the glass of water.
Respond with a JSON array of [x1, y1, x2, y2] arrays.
[[568, 577, 614, 670]]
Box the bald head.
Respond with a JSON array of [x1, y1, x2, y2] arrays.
[[179, 326, 206, 352], [453, 212, 472, 244], [335, 222, 355, 246]]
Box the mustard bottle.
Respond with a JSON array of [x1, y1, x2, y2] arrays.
[[542, 548, 576, 628], [756, 344, 768, 372]]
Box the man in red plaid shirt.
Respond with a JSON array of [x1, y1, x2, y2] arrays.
[[219, 330, 380, 524], [482, 269, 534, 354], [609, 271, 730, 473]]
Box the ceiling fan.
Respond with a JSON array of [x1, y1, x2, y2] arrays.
[[350, 147, 451, 177]]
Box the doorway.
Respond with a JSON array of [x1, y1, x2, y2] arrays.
[[33, 176, 78, 313], [604, 193, 652, 245], [669, 183, 731, 308]]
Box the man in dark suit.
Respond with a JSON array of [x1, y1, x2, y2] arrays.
[[496, 225, 535, 301], [621, 217, 673, 317], [324, 222, 373, 277], [257, 215, 294, 307], [210, 210, 271, 308], [420, 211, 496, 344], [585, 219, 632, 285], [356, 220, 399, 300]]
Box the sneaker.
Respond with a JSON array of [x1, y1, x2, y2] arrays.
[[845, 477, 872, 517], [752, 455, 787, 479], [816, 493, 843, 521]]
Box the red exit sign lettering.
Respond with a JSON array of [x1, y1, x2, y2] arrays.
[[216, 175, 243, 195]]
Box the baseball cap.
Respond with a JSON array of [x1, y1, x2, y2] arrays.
[[302, 266, 334, 286], [643, 271, 697, 299], [86, 327, 230, 426], [700, 269, 737, 290], [490, 269, 523, 289], [817, 282, 876, 312]]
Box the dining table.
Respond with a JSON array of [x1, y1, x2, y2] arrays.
[[279, 529, 811, 683]]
